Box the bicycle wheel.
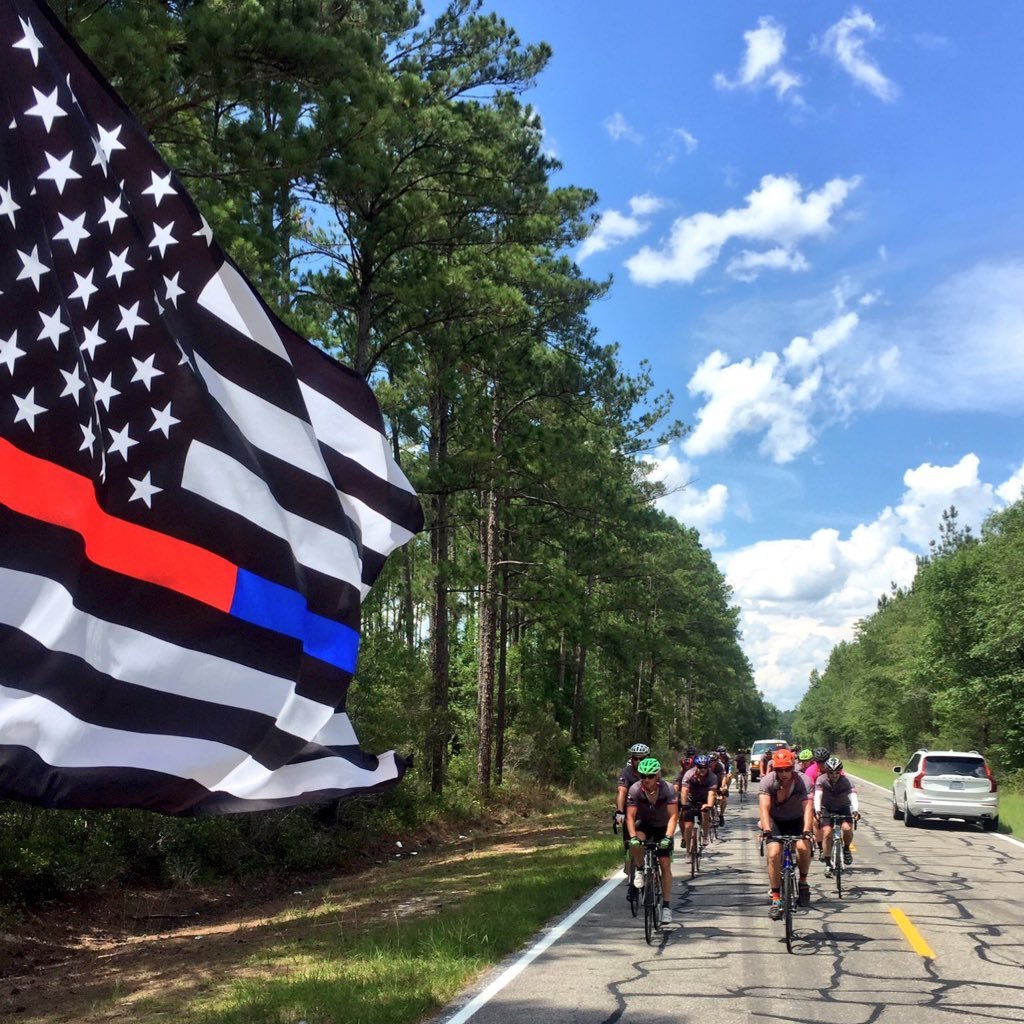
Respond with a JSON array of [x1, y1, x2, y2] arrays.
[[653, 872, 664, 932], [644, 870, 657, 944], [782, 866, 795, 953], [833, 843, 843, 899], [689, 829, 698, 878]]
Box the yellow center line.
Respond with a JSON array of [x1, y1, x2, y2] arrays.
[[889, 906, 937, 959]]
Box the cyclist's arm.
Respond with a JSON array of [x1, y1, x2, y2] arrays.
[[758, 792, 772, 833], [813, 786, 823, 816], [849, 791, 860, 814], [802, 795, 814, 833], [625, 804, 639, 839], [704, 775, 718, 808], [679, 783, 690, 806], [665, 804, 679, 837], [616, 784, 628, 814]]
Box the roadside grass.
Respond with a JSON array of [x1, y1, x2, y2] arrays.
[[844, 758, 1024, 836], [181, 798, 615, 1024]]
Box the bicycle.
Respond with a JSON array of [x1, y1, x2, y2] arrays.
[[685, 806, 707, 877], [634, 839, 665, 944], [735, 769, 747, 803], [760, 833, 803, 953], [822, 812, 858, 898], [613, 815, 641, 918]]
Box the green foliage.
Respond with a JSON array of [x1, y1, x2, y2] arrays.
[[795, 502, 1024, 773], [5, 0, 772, 904]]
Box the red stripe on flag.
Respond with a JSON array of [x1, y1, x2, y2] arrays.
[[0, 438, 236, 611]]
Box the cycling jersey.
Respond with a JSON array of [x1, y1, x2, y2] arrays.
[[617, 761, 642, 790], [759, 769, 811, 820], [814, 774, 859, 815], [676, 767, 719, 806], [627, 779, 677, 830]]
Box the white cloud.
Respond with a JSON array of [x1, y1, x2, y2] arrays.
[[783, 310, 858, 368], [682, 309, 866, 463], [727, 246, 810, 282], [577, 194, 664, 262], [684, 350, 820, 463], [886, 260, 1024, 412], [996, 462, 1024, 504], [714, 16, 804, 103], [603, 112, 643, 143], [673, 128, 698, 154], [820, 7, 899, 102], [629, 193, 665, 217], [625, 173, 860, 286], [644, 444, 729, 546], [895, 454, 994, 547], [722, 453, 1016, 708]]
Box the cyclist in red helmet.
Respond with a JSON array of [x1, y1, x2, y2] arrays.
[[758, 747, 815, 919]]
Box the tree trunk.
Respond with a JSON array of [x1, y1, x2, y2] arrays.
[[476, 400, 501, 795], [495, 524, 510, 786], [427, 386, 451, 794]]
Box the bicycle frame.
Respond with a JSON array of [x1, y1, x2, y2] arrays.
[[640, 840, 664, 944], [761, 834, 802, 952]]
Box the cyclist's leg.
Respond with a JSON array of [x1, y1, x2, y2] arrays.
[[821, 821, 834, 861], [766, 838, 782, 891], [631, 828, 648, 873], [658, 845, 673, 903], [841, 819, 853, 848]]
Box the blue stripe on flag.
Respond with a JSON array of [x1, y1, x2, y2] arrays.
[[230, 569, 360, 672]]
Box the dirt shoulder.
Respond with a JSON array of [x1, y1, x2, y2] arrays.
[[1, 801, 604, 1023]]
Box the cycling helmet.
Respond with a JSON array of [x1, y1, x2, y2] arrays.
[[628, 742, 651, 757], [693, 754, 711, 768], [684, 745, 698, 756], [771, 748, 796, 769], [824, 756, 843, 773], [813, 747, 830, 763], [637, 757, 661, 777], [716, 745, 727, 753], [798, 748, 813, 762]]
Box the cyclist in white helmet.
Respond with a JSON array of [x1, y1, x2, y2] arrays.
[[616, 742, 651, 885]]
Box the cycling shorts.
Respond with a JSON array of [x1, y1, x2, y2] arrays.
[[819, 809, 854, 825], [766, 816, 806, 841], [632, 824, 674, 857], [681, 803, 711, 823]]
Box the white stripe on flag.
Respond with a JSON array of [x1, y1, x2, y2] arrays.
[[299, 380, 418, 495], [310, 711, 359, 748], [0, 684, 399, 800], [181, 440, 366, 594], [0, 567, 333, 740], [197, 263, 289, 360], [194, 352, 330, 481]]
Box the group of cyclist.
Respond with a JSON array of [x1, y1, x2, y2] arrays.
[[614, 740, 860, 924]]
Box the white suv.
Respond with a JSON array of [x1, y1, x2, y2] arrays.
[[892, 749, 999, 830]]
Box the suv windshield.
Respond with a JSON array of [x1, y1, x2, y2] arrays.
[[923, 756, 986, 777]]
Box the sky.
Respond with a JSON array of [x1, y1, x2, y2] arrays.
[[476, 2, 1024, 709]]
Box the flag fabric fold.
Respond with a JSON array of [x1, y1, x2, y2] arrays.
[[0, 0, 423, 814]]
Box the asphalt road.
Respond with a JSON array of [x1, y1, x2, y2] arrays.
[[431, 777, 1024, 1024]]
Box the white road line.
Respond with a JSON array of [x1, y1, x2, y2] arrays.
[[849, 772, 1024, 851], [439, 871, 622, 1024]]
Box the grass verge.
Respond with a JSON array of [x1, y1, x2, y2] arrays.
[[844, 758, 1024, 836], [182, 797, 614, 1024]]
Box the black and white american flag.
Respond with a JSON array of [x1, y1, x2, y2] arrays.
[[0, 0, 423, 814]]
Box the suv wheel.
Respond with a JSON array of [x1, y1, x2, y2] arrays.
[[892, 797, 904, 821], [904, 805, 918, 828], [983, 816, 999, 832]]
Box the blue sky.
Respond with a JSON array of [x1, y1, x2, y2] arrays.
[[478, 2, 1024, 708]]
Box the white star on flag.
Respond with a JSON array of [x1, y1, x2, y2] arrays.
[[25, 85, 66, 132], [59, 364, 86, 404], [142, 170, 176, 205], [13, 16, 43, 66], [128, 471, 162, 507], [0, 180, 20, 225], [37, 306, 69, 348], [150, 401, 179, 437], [91, 371, 119, 410], [68, 268, 98, 307], [53, 211, 90, 252], [116, 300, 148, 339], [37, 149, 80, 193], [0, 330, 25, 373], [106, 422, 137, 460], [13, 387, 46, 429], [130, 354, 162, 391], [98, 194, 126, 231], [16, 244, 49, 290]]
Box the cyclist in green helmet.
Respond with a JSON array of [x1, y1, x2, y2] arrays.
[[797, 749, 814, 773], [626, 757, 678, 924]]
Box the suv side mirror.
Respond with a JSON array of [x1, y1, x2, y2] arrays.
[[893, 766, 903, 774]]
